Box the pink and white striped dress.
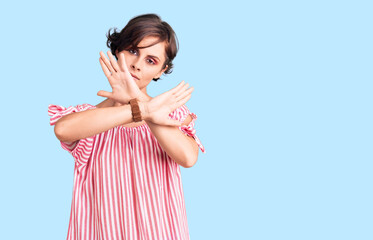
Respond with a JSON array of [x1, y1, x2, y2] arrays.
[[48, 103, 205, 240]]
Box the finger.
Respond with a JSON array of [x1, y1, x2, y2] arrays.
[[99, 51, 115, 73], [174, 83, 190, 97], [99, 58, 112, 78], [176, 87, 194, 102], [117, 51, 130, 73], [169, 81, 186, 95], [107, 51, 120, 72], [176, 92, 192, 107], [97, 90, 113, 98]]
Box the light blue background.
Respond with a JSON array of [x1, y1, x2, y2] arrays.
[[1, 0, 372, 239]]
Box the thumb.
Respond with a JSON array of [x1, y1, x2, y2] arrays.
[[97, 90, 112, 98]]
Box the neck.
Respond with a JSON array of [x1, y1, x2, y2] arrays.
[[140, 87, 152, 101]]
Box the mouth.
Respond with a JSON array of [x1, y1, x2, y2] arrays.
[[130, 73, 140, 80]]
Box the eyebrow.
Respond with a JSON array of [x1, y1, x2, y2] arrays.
[[147, 54, 160, 61], [133, 47, 163, 62]]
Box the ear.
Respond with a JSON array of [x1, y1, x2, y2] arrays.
[[154, 64, 168, 79]]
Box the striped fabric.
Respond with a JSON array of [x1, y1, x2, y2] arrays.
[[48, 103, 205, 240]]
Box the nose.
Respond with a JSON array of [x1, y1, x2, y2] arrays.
[[130, 59, 141, 71]]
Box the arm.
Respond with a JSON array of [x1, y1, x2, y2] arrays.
[[145, 115, 199, 168], [95, 98, 126, 108], [95, 98, 116, 108], [140, 89, 199, 168], [54, 81, 191, 143], [54, 104, 135, 142]]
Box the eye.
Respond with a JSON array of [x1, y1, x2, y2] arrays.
[[147, 58, 156, 65], [128, 49, 138, 55]]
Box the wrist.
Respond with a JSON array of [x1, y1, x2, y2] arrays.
[[137, 92, 151, 102], [138, 101, 150, 120]]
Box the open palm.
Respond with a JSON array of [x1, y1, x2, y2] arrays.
[[145, 81, 194, 126], [97, 51, 147, 104]]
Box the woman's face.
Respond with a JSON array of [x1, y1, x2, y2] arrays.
[[117, 36, 168, 91]]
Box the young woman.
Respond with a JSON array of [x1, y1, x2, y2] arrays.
[[48, 14, 205, 240]]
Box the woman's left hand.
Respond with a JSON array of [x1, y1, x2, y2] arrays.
[[97, 51, 149, 104], [141, 81, 194, 126]]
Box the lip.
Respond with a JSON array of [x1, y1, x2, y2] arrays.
[[130, 73, 140, 80]]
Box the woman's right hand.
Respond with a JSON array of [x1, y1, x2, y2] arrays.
[[140, 81, 194, 126], [97, 51, 149, 104]]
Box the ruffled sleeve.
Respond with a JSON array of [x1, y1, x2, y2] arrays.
[[169, 105, 206, 153], [48, 103, 97, 171]]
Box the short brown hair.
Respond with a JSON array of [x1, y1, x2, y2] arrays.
[[106, 14, 179, 81]]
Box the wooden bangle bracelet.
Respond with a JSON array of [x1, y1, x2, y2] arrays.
[[129, 99, 142, 122]]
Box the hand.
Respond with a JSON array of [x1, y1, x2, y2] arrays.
[[140, 81, 194, 126], [97, 51, 148, 104]]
